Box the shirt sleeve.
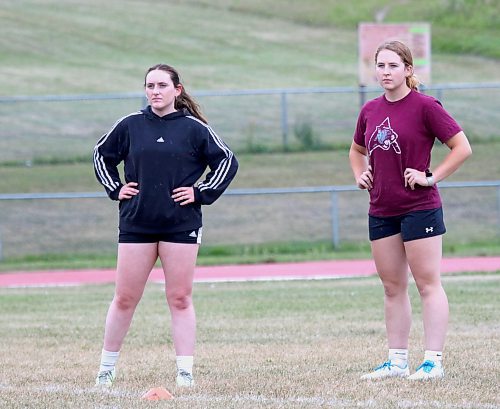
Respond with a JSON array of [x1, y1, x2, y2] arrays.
[[193, 125, 238, 205], [424, 98, 462, 144], [93, 117, 129, 200], [353, 108, 367, 147]]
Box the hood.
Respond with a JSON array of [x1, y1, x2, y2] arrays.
[[142, 106, 190, 120]]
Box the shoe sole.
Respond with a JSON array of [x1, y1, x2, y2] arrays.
[[361, 370, 409, 380]]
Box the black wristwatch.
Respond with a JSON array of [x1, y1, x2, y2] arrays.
[[425, 169, 435, 187]]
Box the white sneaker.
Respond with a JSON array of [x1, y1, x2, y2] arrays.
[[176, 370, 194, 387], [361, 360, 409, 380], [95, 368, 116, 387], [408, 360, 444, 380]]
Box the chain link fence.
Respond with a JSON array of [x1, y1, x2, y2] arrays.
[[0, 84, 499, 260], [1, 83, 499, 163], [1, 182, 499, 260]]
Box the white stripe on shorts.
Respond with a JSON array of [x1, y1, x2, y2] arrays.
[[196, 227, 203, 244]]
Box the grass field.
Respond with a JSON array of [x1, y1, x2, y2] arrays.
[[0, 0, 499, 268], [0, 3, 498, 408], [0, 274, 498, 408], [1, 0, 499, 96], [2, 142, 500, 193], [1, 1, 499, 163], [1, 142, 500, 269], [0, 143, 499, 270]]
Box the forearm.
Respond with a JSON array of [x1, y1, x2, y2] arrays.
[[349, 146, 368, 179], [433, 132, 472, 183], [349, 143, 373, 190]]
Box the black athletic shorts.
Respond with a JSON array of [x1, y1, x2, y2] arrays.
[[368, 207, 446, 242], [118, 227, 203, 244]]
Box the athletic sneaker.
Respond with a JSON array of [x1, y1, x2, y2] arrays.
[[408, 360, 444, 380], [176, 370, 194, 387], [95, 368, 116, 387], [360, 360, 410, 380]]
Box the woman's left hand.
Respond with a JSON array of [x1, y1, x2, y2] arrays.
[[404, 168, 428, 190], [172, 186, 195, 205]]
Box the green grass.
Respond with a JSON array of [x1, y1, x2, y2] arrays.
[[0, 241, 373, 272], [0, 274, 499, 408], [0, 0, 499, 97], [1, 142, 500, 193], [0, 0, 499, 269], [1, 87, 499, 164], [1, 239, 499, 273], [1, 143, 499, 270], [0, 0, 499, 164]]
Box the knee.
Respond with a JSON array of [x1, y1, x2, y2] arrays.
[[167, 291, 192, 311], [382, 280, 407, 298], [113, 292, 139, 311], [415, 280, 442, 298]]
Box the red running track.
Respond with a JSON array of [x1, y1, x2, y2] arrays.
[[0, 256, 499, 288]]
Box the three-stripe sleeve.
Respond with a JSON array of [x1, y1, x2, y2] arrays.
[[93, 113, 137, 200], [188, 116, 238, 205]]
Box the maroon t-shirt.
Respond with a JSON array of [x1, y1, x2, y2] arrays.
[[353, 90, 462, 217]]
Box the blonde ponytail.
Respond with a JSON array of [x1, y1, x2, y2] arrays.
[[407, 73, 420, 91]]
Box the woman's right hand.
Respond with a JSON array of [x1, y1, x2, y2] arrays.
[[356, 166, 373, 190], [118, 182, 139, 200]]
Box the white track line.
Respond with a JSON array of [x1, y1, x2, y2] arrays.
[[0, 385, 498, 408]]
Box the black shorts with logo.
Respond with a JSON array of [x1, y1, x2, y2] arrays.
[[368, 207, 446, 242], [118, 227, 203, 244]]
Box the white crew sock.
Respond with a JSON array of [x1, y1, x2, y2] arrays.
[[388, 348, 408, 368], [424, 350, 443, 365], [99, 349, 120, 373], [176, 356, 194, 374]]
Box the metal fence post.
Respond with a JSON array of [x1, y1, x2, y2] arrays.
[[359, 85, 366, 109], [437, 88, 443, 101], [280, 92, 288, 150], [497, 185, 500, 238], [331, 190, 340, 248]]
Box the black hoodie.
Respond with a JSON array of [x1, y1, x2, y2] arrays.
[[93, 107, 238, 234]]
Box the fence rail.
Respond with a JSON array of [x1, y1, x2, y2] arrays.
[[1, 181, 499, 260], [1, 83, 499, 260], [1, 82, 499, 161]]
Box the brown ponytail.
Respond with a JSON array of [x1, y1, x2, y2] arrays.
[[144, 64, 208, 124], [375, 40, 420, 91]]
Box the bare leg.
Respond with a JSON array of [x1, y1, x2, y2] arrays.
[[371, 234, 411, 349], [405, 235, 448, 351], [158, 242, 198, 355], [102, 243, 159, 351]]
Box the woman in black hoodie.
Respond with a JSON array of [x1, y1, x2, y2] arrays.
[[93, 64, 238, 388]]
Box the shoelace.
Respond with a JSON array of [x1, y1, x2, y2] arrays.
[[178, 370, 193, 379], [416, 360, 435, 373], [374, 361, 393, 371], [374, 360, 407, 371], [98, 370, 114, 382]]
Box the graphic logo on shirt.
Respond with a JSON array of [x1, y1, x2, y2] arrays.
[[156, 137, 165, 143], [368, 117, 401, 155]]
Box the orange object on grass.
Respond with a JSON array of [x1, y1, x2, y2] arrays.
[[141, 386, 174, 400]]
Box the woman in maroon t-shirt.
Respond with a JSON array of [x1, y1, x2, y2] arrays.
[[349, 40, 472, 380]]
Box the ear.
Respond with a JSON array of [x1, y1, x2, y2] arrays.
[[405, 65, 414, 78], [175, 84, 183, 97]]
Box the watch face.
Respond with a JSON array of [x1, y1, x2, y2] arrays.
[[425, 169, 432, 177]]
